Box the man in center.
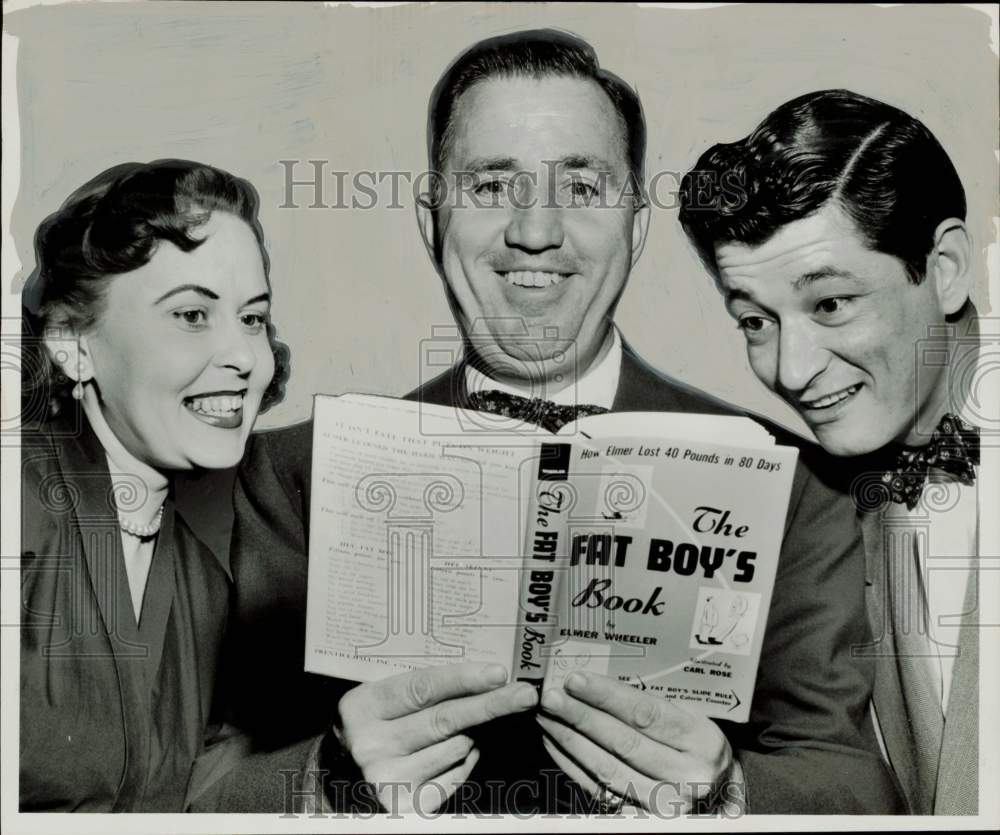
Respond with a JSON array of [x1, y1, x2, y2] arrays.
[[412, 32, 648, 416], [228, 30, 902, 815]]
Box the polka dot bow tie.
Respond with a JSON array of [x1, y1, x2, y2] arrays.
[[465, 390, 609, 433], [883, 413, 980, 510]]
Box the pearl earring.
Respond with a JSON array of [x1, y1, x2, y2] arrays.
[[72, 381, 84, 401]]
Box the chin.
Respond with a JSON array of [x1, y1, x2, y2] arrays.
[[186, 441, 247, 470], [473, 340, 547, 379], [493, 334, 569, 359], [813, 427, 888, 459]]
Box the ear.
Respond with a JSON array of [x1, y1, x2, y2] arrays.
[[630, 202, 651, 269], [928, 218, 973, 315], [415, 192, 439, 266], [44, 329, 94, 384]]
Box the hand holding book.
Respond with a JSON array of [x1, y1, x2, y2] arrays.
[[333, 661, 538, 813], [535, 670, 733, 814]]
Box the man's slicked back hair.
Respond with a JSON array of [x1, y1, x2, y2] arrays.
[[679, 89, 966, 284]]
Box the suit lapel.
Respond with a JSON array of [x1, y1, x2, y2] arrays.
[[859, 509, 926, 814], [613, 341, 746, 416], [56, 417, 143, 658], [611, 343, 649, 412], [932, 327, 982, 814], [408, 362, 468, 408], [134, 504, 176, 687], [611, 346, 644, 412], [934, 562, 979, 814], [173, 467, 235, 579], [55, 416, 154, 807]]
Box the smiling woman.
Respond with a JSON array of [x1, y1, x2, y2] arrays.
[[18, 160, 290, 811]]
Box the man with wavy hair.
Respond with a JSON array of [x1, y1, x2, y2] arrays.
[[680, 88, 984, 815]]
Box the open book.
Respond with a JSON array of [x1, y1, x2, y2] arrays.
[[304, 394, 798, 722]]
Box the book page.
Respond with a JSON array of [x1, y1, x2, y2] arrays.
[[542, 433, 797, 723], [305, 394, 546, 682]]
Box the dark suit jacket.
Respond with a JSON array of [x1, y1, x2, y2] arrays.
[[227, 344, 905, 813]]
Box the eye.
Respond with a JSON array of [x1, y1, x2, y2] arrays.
[[736, 314, 776, 342], [474, 180, 503, 194], [567, 185, 598, 208], [173, 308, 208, 329], [815, 296, 855, 317], [737, 315, 765, 332], [472, 177, 508, 205], [240, 312, 268, 333]]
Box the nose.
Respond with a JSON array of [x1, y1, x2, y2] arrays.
[[504, 200, 565, 252], [214, 319, 256, 376], [776, 319, 828, 395]]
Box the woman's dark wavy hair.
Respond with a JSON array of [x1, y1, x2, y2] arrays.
[[678, 89, 966, 283], [21, 159, 290, 421]]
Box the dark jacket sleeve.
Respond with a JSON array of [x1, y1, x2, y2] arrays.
[[206, 421, 360, 811], [226, 420, 347, 742], [724, 448, 905, 813], [184, 732, 314, 812]]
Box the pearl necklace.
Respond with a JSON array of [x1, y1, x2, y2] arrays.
[[119, 505, 165, 539]]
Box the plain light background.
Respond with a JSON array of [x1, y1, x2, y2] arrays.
[[5, 1, 998, 436]]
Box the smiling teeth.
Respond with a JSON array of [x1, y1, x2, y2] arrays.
[[188, 395, 243, 415], [805, 384, 860, 409], [504, 270, 566, 287]]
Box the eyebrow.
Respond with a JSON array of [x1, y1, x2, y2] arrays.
[[154, 284, 220, 304], [462, 157, 520, 174], [724, 287, 755, 306], [558, 154, 615, 172], [460, 154, 617, 174], [725, 266, 863, 306], [154, 285, 271, 306], [793, 266, 861, 290]]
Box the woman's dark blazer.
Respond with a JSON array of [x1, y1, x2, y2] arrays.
[[19, 409, 235, 811]]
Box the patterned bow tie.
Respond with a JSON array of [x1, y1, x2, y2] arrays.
[[465, 390, 609, 433], [882, 413, 980, 510]]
